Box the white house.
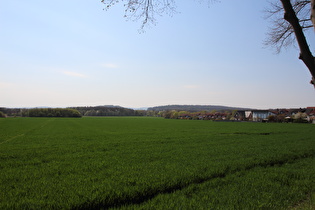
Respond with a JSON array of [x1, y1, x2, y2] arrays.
[[251, 110, 271, 122]]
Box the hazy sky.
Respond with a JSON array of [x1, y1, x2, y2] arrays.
[[1, 0, 315, 109]]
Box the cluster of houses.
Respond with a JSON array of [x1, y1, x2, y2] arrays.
[[177, 107, 315, 123]]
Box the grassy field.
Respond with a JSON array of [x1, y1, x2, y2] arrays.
[[0, 117, 314, 209]]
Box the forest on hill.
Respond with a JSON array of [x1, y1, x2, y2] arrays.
[[147, 105, 249, 112]]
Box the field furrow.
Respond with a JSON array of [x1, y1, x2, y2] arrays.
[[121, 157, 315, 210], [75, 151, 315, 209]]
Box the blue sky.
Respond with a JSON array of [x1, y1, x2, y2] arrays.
[[1, 0, 315, 109]]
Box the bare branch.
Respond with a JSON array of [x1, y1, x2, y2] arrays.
[[101, 0, 219, 30], [101, 0, 177, 30], [265, 0, 313, 53]]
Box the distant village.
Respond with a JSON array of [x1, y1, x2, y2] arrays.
[[154, 107, 315, 123]]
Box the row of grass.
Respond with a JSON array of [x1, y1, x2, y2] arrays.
[[0, 117, 314, 209]]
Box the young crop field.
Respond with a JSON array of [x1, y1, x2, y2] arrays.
[[0, 117, 314, 209]]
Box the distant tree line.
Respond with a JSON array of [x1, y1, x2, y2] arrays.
[[0, 108, 81, 117], [27, 108, 82, 117], [0, 105, 241, 118], [0, 108, 27, 117], [0, 106, 146, 117], [70, 106, 146, 116], [154, 110, 234, 120]]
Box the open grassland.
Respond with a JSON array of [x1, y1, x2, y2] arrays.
[[0, 117, 314, 209]]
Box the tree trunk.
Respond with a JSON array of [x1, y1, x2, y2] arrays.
[[311, 0, 315, 30], [280, 0, 315, 87]]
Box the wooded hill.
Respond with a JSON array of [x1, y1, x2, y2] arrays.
[[147, 105, 249, 112]]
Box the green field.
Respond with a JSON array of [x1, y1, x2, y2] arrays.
[[0, 117, 314, 209]]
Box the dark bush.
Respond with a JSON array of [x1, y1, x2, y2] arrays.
[[0, 111, 6, 118]]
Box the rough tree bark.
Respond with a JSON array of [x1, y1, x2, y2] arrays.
[[280, 0, 315, 86], [312, 0, 315, 27]]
